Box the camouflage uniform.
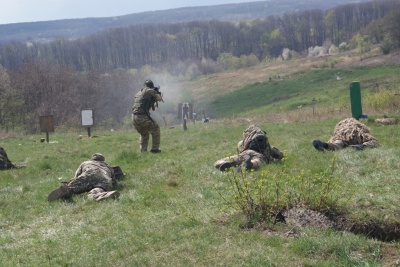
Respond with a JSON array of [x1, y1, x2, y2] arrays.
[[48, 153, 119, 202], [314, 118, 379, 151], [0, 146, 16, 170], [214, 125, 284, 170], [132, 81, 163, 152], [214, 148, 283, 170], [67, 153, 116, 194]]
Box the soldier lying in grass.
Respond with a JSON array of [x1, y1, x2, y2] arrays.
[[48, 153, 120, 202], [312, 117, 379, 151], [0, 145, 19, 170], [214, 125, 284, 172]]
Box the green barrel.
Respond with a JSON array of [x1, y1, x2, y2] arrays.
[[350, 81, 363, 119]]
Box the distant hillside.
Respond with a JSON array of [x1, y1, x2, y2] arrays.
[[179, 47, 400, 119], [0, 0, 372, 43]]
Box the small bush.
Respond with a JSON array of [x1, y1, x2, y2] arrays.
[[338, 42, 349, 52], [364, 89, 399, 111], [219, 156, 343, 225], [308, 46, 327, 57], [380, 37, 392, 55]]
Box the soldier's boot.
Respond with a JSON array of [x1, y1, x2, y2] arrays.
[[219, 161, 232, 172], [48, 184, 71, 202], [96, 190, 120, 201], [312, 140, 328, 151]]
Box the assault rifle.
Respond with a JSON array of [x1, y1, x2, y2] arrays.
[[154, 86, 164, 102], [151, 86, 164, 113]]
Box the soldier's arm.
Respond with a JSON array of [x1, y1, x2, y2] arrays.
[[154, 93, 162, 102], [150, 89, 162, 102]]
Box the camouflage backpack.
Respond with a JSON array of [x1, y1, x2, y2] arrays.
[[238, 125, 269, 153]]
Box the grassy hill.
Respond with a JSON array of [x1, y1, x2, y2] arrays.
[[171, 46, 400, 122], [1, 48, 400, 265]]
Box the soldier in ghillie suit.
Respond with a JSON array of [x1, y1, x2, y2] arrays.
[[313, 117, 379, 151], [0, 146, 18, 170], [132, 80, 163, 153], [214, 125, 284, 171], [48, 153, 120, 202]]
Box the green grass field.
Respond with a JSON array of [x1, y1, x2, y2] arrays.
[[1, 117, 399, 266], [1, 60, 400, 266], [206, 65, 400, 119]]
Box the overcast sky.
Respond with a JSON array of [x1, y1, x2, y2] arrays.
[[0, 0, 261, 25]]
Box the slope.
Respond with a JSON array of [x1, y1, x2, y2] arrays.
[[174, 46, 400, 121]]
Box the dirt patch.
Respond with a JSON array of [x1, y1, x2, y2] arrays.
[[381, 243, 400, 267], [375, 118, 397, 125], [229, 204, 400, 242], [0, 132, 21, 139], [284, 206, 333, 230], [283, 205, 400, 242]]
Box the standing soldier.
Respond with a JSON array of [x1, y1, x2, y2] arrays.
[[312, 117, 379, 151], [182, 103, 189, 119], [132, 80, 163, 153]]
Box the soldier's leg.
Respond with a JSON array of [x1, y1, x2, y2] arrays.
[[133, 116, 151, 152], [150, 122, 161, 151], [88, 188, 119, 201], [67, 173, 113, 194], [214, 155, 241, 171], [363, 139, 379, 149], [140, 132, 150, 152], [327, 140, 345, 150], [67, 175, 94, 194], [349, 139, 379, 150]]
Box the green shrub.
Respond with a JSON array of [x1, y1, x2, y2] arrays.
[[364, 89, 399, 111], [219, 156, 342, 225], [380, 37, 392, 55]]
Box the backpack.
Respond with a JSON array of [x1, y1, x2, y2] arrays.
[[238, 125, 268, 153]]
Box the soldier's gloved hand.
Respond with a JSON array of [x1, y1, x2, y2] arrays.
[[350, 144, 365, 151], [236, 155, 252, 172], [244, 156, 252, 171]]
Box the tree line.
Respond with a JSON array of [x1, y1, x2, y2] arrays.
[[1, 0, 399, 71], [0, 0, 399, 133]]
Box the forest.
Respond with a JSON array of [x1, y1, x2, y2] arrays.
[[0, 0, 399, 133]]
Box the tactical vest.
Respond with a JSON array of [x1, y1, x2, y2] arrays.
[[132, 87, 156, 114]]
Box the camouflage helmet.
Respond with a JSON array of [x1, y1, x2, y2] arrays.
[[144, 80, 154, 88], [92, 153, 105, 161]]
